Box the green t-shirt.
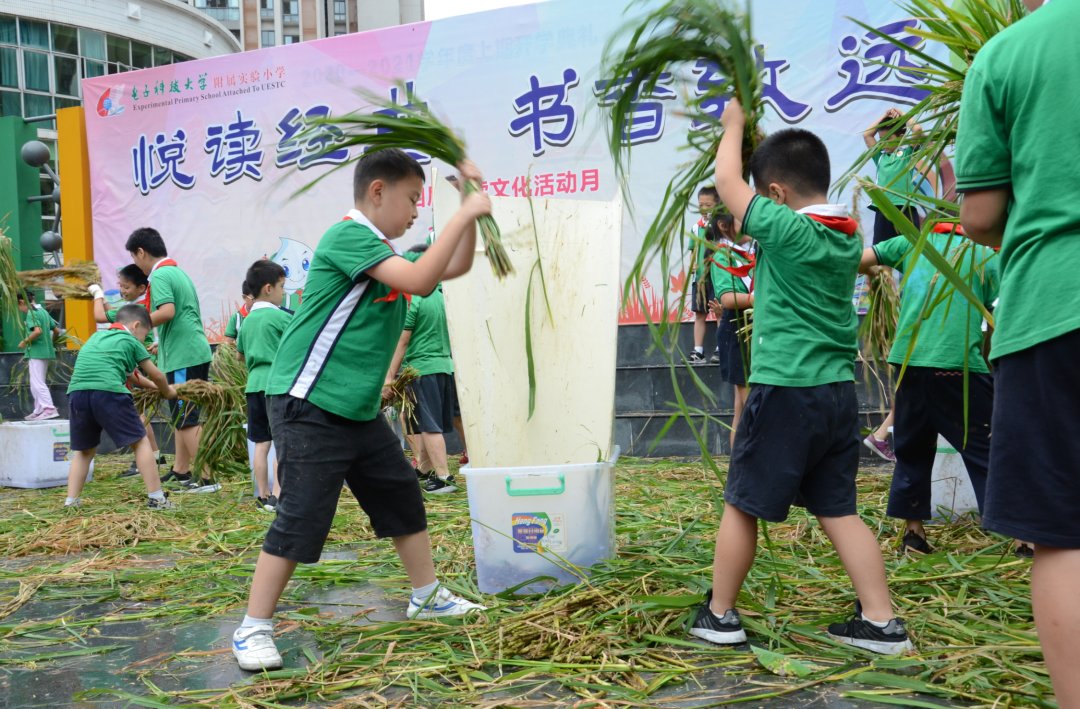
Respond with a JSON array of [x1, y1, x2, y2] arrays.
[[265, 212, 424, 421], [403, 284, 454, 377], [223, 309, 246, 340], [23, 307, 58, 360], [874, 233, 999, 373], [742, 197, 861, 386], [873, 148, 919, 206], [708, 240, 752, 297], [954, 0, 1080, 359], [237, 302, 292, 394], [149, 264, 212, 373], [105, 307, 156, 363], [67, 327, 150, 395]]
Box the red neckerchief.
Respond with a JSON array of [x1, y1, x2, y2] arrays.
[[931, 222, 965, 235], [240, 303, 251, 317], [805, 214, 860, 236], [108, 322, 130, 332], [342, 215, 412, 304], [145, 258, 178, 313], [707, 245, 756, 279]]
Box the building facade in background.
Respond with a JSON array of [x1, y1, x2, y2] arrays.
[[184, 0, 423, 49], [0, 0, 240, 125]]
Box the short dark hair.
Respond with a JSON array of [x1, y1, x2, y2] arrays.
[[125, 227, 167, 257], [244, 259, 286, 296], [353, 148, 425, 202], [710, 210, 735, 240], [117, 264, 148, 287], [749, 129, 831, 197], [115, 303, 151, 329], [406, 243, 430, 254], [698, 185, 719, 201], [16, 290, 33, 303]]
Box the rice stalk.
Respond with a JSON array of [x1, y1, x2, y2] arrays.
[[17, 262, 102, 300], [381, 365, 419, 424], [294, 83, 512, 278], [0, 225, 22, 331], [859, 268, 900, 367], [7, 512, 188, 557]]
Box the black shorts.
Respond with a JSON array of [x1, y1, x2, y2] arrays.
[[410, 373, 456, 434], [725, 382, 859, 522], [871, 205, 922, 246], [68, 390, 147, 452], [166, 362, 210, 429], [984, 328, 1080, 548], [690, 277, 714, 314], [887, 367, 992, 521], [246, 391, 271, 443], [716, 310, 749, 386], [262, 395, 427, 563]]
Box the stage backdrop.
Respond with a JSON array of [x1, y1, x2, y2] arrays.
[[82, 0, 933, 336]]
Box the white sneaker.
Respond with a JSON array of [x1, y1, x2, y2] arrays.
[[407, 586, 487, 619], [232, 625, 282, 671], [24, 411, 42, 421], [37, 408, 59, 420]]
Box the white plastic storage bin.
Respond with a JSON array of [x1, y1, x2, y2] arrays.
[[0, 420, 93, 488], [463, 449, 618, 594]]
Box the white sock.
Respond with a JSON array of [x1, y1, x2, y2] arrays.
[[411, 580, 440, 601], [241, 614, 273, 628], [148, 490, 166, 502], [64, 497, 79, 506], [694, 346, 704, 354], [861, 613, 890, 628], [152, 449, 160, 459]]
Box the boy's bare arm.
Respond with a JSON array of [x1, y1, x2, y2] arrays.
[[713, 101, 756, 224], [150, 303, 175, 326], [137, 359, 177, 399], [385, 330, 411, 386], [859, 246, 881, 274], [960, 189, 1009, 248], [25, 326, 42, 343], [720, 292, 754, 310]]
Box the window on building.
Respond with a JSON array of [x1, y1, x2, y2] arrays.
[[0, 89, 19, 117], [334, 0, 347, 21], [282, 0, 298, 22], [54, 55, 78, 97], [284, 34, 299, 44], [0, 16, 17, 45], [83, 59, 106, 79], [0, 46, 16, 88], [23, 92, 51, 118], [106, 35, 129, 65], [23, 50, 50, 92], [153, 46, 172, 66], [261, 30, 275, 47], [79, 29, 106, 60], [51, 24, 77, 55], [131, 41, 152, 69], [19, 19, 49, 50], [260, 0, 274, 18]]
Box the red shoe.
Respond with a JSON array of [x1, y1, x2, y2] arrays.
[[459, 453, 469, 466]]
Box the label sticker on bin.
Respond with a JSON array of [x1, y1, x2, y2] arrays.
[[511, 512, 566, 553], [53, 442, 69, 462]]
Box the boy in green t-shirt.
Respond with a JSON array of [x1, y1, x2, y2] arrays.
[[705, 209, 754, 450], [223, 280, 254, 345], [956, 1, 1080, 701], [125, 228, 219, 494], [17, 291, 61, 420], [89, 264, 167, 477], [689, 100, 911, 654], [688, 186, 719, 363], [859, 224, 999, 554], [231, 149, 491, 672], [64, 305, 178, 510], [386, 243, 458, 493], [862, 107, 932, 245], [236, 259, 291, 512]]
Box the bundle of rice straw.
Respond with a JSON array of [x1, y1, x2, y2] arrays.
[[0, 229, 21, 329], [381, 365, 419, 424], [17, 262, 102, 300], [298, 83, 512, 278], [860, 268, 900, 366]]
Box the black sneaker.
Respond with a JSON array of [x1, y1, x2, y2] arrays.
[[120, 460, 140, 478], [415, 467, 429, 481], [901, 530, 933, 554], [688, 351, 707, 365], [689, 591, 747, 645], [423, 475, 458, 494], [709, 350, 721, 364], [156, 455, 168, 466], [181, 478, 222, 493], [160, 470, 190, 486], [265, 495, 278, 511], [827, 601, 913, 655], [1014, 543, 1034, 558]]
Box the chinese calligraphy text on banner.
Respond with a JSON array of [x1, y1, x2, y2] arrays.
[[82, 0, 932, 336]]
